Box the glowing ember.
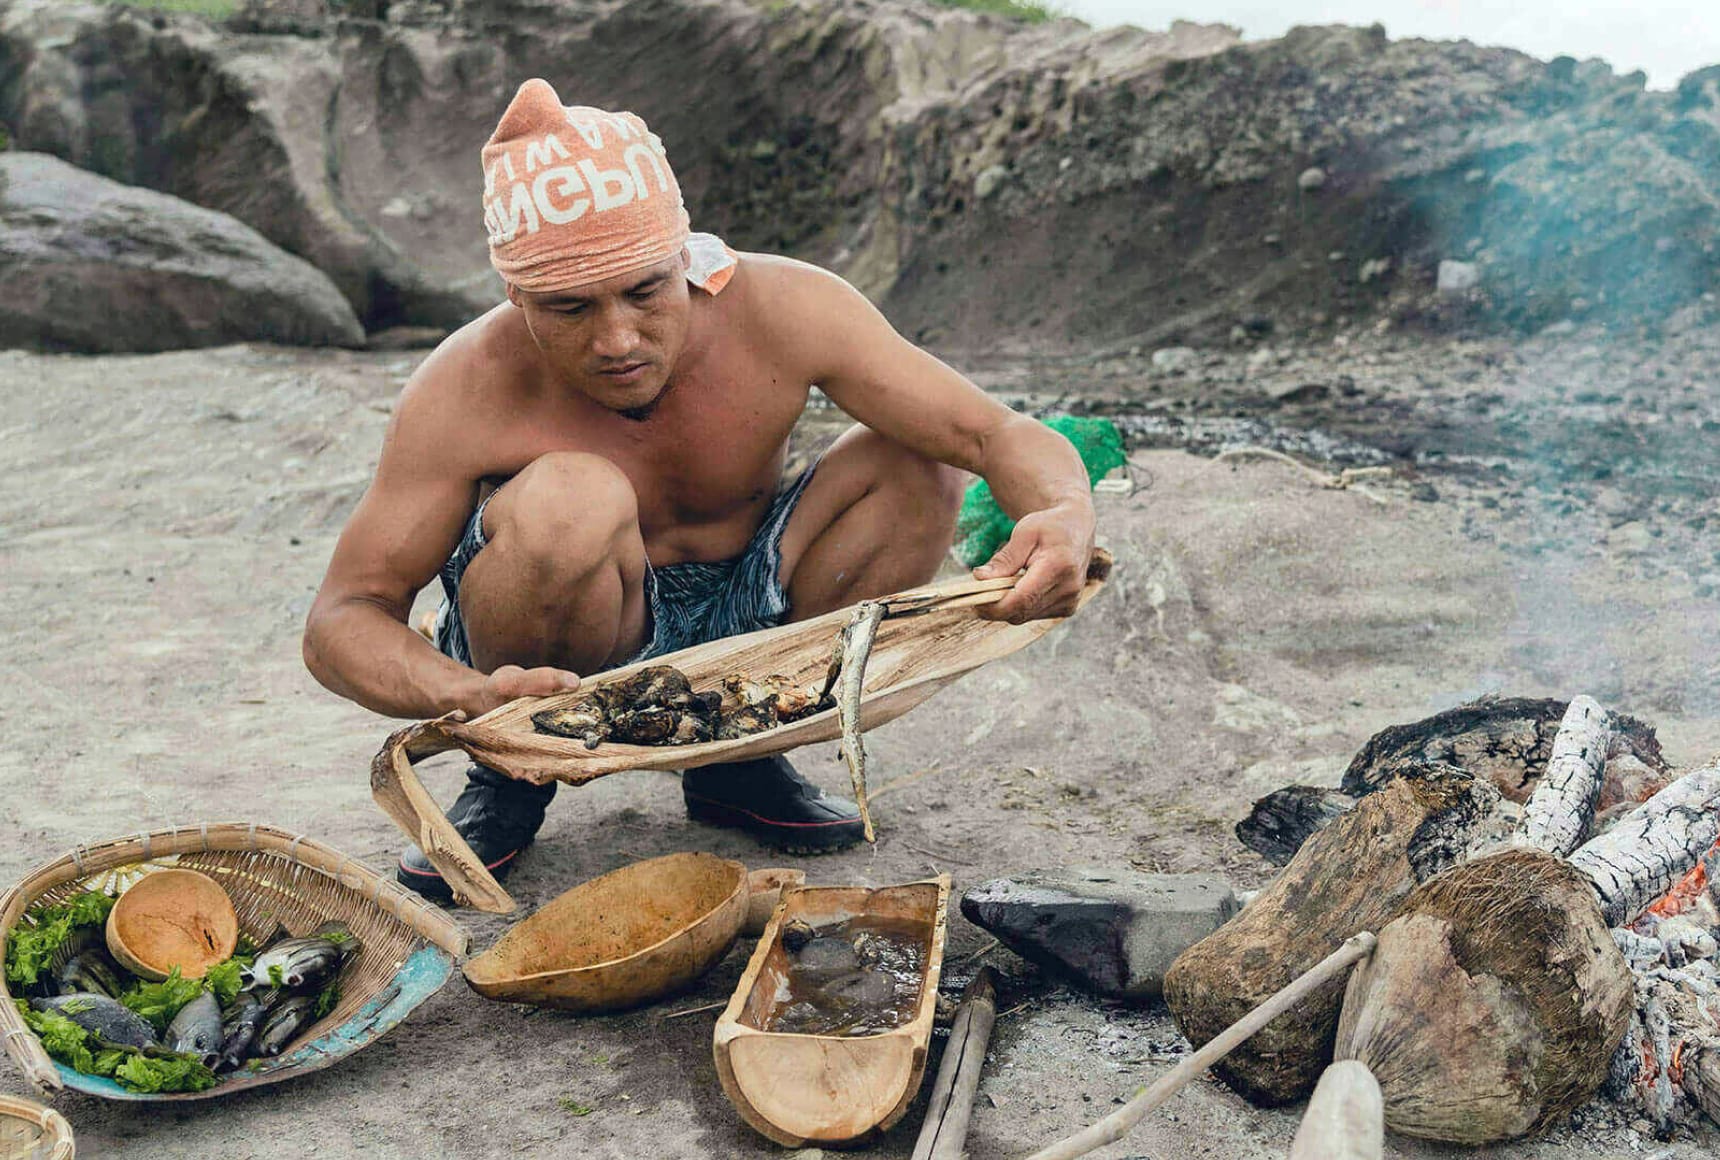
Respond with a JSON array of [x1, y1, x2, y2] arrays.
[[1646, 838, 1717, 919]]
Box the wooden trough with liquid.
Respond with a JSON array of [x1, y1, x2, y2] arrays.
[[713, 877, 950, 1146], [373, 550, 1111, 912], [462, 853, 801, 1012]]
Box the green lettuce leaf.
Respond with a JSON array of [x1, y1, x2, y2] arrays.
[[3, 891, 117, 987], [16, 998, 218, 1093], [203, 956, 251, 1007], [119, 968, 203, 1032], [111, 1051, 217, 1094]]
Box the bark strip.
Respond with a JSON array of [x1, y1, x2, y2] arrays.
[[1570, 760, 1720, 926], [1515, 695, 1611, 855]]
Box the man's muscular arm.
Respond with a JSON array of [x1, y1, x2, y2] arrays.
[[302, 357, 579, 719], [757, 259, 1096, 622]]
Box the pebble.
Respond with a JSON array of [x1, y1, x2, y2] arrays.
[[974, 164, 1008, 200], [1297, 166, 1327, 191], [1438, 260, 1481, 295], [1150, 346, 1196, 373]]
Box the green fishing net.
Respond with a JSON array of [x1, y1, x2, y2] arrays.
[[953, 415, 1126, 567]]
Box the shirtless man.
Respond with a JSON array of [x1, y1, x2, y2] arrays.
[[303, 80, 1096, 902]]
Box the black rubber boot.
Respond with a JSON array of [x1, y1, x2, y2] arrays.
[[396, 765, 557, 903], [683, 756, 866, 853]]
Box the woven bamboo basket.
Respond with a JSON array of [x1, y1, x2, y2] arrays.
[[373, 549, 1112, 913], [0, 824, 468, 1101], [0, 1094, 73, 1159]]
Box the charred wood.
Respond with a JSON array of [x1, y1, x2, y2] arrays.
[[1571, 761, 1720, 926], [1515, 695, 1612, 855], [1234, 786, 1354, 865]]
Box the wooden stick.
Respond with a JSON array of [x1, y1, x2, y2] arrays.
[[1027, 932, 1378, 1160], [837, 600, 886, 842], [1515, 695, 1612, 855], [1570, 759, 1720, 925], [1289, 1061, 1384, 1160], [662, 1001, 725, 1021], [911, 967, 999, 1160]]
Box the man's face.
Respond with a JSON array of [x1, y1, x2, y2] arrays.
[[508, 252, 691, 418]]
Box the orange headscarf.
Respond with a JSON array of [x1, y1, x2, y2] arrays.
[[482, 79, 691, 294]]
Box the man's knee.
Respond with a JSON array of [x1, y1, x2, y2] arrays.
[[485, 452, 640, 573]]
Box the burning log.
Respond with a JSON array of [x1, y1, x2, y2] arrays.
[[1334, 759, 1720, 1144], [1571, 762, 1720, 926], [1164, 767, 1500, 1105], [1514, 695, 1612, 856], [1341, 696, 1664, 803], [1234, 786, 1355, 865], [1334, 849, 1634, 1143]]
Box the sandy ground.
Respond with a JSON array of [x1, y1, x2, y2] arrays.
[[3, 331, 1718, 1158]]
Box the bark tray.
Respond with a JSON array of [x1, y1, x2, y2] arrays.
[[373, 550, 1111, 913]]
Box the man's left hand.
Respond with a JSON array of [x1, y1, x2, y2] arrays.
[[973, 499, 1097, 623]]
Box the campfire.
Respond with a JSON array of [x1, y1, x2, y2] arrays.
[[1171, 694, 1720, 1144]]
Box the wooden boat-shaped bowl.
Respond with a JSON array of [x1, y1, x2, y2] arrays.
[[462, 853, 801, 1012], [713, 877, 950, 1146], [374, 549, 1111, 912]]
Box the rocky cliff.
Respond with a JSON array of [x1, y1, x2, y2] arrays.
[[1, 0, 1714, 349]]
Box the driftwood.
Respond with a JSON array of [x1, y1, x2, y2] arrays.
[[1335, 849, 1634, 1143], [1164, 767, 1499, 1105], [910, 967, 997, 1160], [1570, 759, 1720, 926], [1515, 695, 1612, 855], [1028, 933, 1377, 1160], [1288, 1061, 1383, 1160]]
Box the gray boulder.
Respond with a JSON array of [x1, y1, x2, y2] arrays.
[[0, 152, 364, 352], [2, 0, 1713, 344], [961, 868, 1240, 999]]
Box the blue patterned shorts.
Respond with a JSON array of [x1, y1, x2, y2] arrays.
[[432, 463, 819, 672]]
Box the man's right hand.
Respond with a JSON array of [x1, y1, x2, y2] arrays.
[[464, 664, 582, 718]]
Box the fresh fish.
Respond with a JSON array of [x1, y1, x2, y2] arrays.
[[254, 996, 314, 1057], [54, 950, 124, 998], [249, 938, 343, 991], [165, 991, 222, 1067], [306, 921, 362, 963], [216, 989, 274, 1071], [31, 994, 158, 1050]]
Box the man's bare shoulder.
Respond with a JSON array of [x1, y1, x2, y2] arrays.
[[717, 252, 879, 368], [723, 250, 853, 313]]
